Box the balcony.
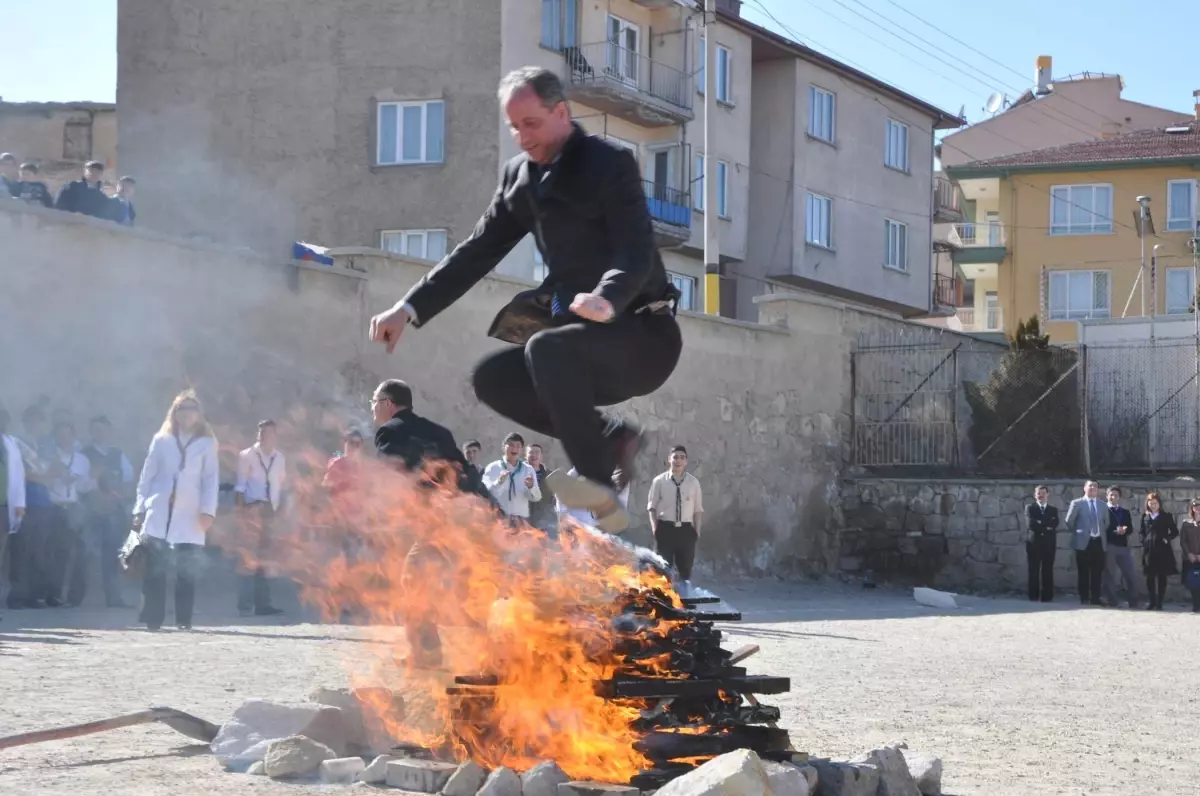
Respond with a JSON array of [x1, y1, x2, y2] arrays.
[[950, 221, 1007, 265], [629, 0, 698, 7], [933, 175, 962, 223], [932, 273, 964, 309], [564, 42, 694, 127], [643, 179, 691, 247], [956, 306, 1004, 332]]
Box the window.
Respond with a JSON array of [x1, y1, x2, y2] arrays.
[[1167, 179, 1197, 233], [532, 243, 548, 282], [984, 292, 1000, 330], [1047, 270, 1110, 320], [669, 271, 697, 311], [884, 219, 908, 271], [1166, 267, 1195, 314], [606, 15, 639, 85], [693, 155, 729, 216], [377, 100, 445, 165], [380, 229, 448, 261], [806, 192, 832, 248], [540, 0, 577, 51], [885, 119, 909, 172], [808, 86, 835, 143], [695, 38, 732, 103], [1049, 184, 1113, 235]]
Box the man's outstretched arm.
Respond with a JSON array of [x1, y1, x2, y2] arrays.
[[591, 147, 656, 316]]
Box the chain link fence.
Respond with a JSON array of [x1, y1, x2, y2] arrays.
[[854, 336, 1200, 476]]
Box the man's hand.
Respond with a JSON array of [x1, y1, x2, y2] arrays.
[[14, 507, 24, 520], [524, 474, 535, 490], [496, 470, 509, 483], [369, 303, 412, 353], [198, 514, 214, 532], [1118, 525, 1128, 535], [570, 293, 615, 323]]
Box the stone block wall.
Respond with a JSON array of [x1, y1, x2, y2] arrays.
[[838, 477, 1195, 602]]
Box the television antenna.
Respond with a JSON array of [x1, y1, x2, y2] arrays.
[[984, 92, 1005, 115]]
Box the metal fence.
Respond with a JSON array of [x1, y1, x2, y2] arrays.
[[853, 337, 1200, 476]]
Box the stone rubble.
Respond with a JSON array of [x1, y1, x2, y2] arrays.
[[384, 757, 459, 792], [653, 749, 770, 796], [262, 735, 338, 779], [246, 761, 265, 776], [521, 761, 571, 796], [477, 766, 523, 796], [442, 759, 489, 796], [903, 752, 943, 796], [853, 747, 919, 796], [210, 699, 350, 770], [319, 756, 368, 784], [811, 758, 879, 796], [356, 753, 399, 784], [762, 759, 811, 796]]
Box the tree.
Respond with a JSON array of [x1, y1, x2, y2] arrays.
[[962, 316, 1079, 473]]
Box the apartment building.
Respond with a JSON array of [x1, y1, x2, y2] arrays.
[[117, 0, 958, 319], [943, 115, 1200, 343], [929, 59, 1188, 334], [0, 101, 117, 188]]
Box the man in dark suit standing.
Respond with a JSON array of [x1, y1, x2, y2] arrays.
[[55, 161, 110, 219], [368, 66, 683, 533], [1025, 485, 1059, 602]]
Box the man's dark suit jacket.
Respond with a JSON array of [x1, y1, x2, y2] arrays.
[[55, 178, 110, 219], [1025, 502, 1060, 543], [399, 123, 675, 345], [374, 408, 482, 495]]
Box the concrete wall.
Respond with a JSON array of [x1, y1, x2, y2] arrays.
[[838, 477, 1193, 602], [117, 0, 502, 256], [2, 200, 958, 575], [0, 104, 117, 170], [940, 77, 1189, 168]]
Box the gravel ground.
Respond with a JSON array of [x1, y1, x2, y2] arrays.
[[1, 572, 1195, 796]]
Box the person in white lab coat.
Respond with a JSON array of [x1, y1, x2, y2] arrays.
[[133, 390, 219, 631], [233, 419, 286, 617], [1, 408, 27, 603]]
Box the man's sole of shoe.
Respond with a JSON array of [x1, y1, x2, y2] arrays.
[[546, 469, 629, 534]]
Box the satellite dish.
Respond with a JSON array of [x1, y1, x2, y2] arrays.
[[985, 92, 1004, 114]]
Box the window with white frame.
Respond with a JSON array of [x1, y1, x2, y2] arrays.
[[693, 155, 729, 216], [1167, 179, 1197, 233], [540, 0, 577, 51], [1047, 270, 1110, 320], [884, 219, 908, 271], [1049, 184, 1113, 235], [668, 271, 697, 311], [1166, 267, 1195, 314], [695, 37, 731, 99], [377, 100, 445, 165], [808, 86, 835, 143], [885, 119, 909, 172], [380, 229, 448, 261], [806, 192, 832, 248]]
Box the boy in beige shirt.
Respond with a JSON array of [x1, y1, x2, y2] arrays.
[[647, 445, 703, 592]]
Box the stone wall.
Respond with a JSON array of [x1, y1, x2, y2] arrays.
[[838, 477, 1195, 602], [1, 201, 970, 575]]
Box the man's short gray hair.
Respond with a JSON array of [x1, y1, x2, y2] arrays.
[[498, 66, 568, 110]]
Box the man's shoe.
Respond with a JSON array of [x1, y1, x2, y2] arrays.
[[44, 597, 64, 608], [610, 425, 643, 493], [255, 606, 284, 617]]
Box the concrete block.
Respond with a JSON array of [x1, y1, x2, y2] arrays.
[[442, 760, 488, 796], [811, 759, 879, 796], [522, 761, 571, 796], [262, 735, 337, 779], [653, 749, 770, 796], [854, 747, 919, 796], [478, 766, 521, 796], [319, 757, 367, 784], [355, 754, 397, 783], [558, 783, 641, 796], [385, 758, 458, 792], [904, 752, 943, 796]]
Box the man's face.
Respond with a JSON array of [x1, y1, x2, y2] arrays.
[[90, 421, 111, 447], [56, 425, 75, 450], [504, 88, 570, 165], [669, 451, 687, 471], [118, 182, 136, 199], [259, 426, 277, 450], [345, 437, 364, 457], [18, 168, 36, 182], [1107, 490, 1121, 506], [1035, 487, 1048, 504], [504, 441, 523, 461], [464, 445, 479, 465], [1084, 482, 1099, 499], [84, 166, 102, 183], [526, 446, 542, 469], [0, 161, 16, 180], [370, 393, 393, 426]]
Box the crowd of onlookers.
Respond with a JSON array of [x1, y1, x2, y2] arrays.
[[1, 152, 136, 225]]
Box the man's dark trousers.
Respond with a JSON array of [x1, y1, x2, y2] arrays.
[[1026, 532, 1057, 601], [654, 520, 698, 581], [472, 313, 682, 487], [1075, 537, 1105, 604], [237, 502, 274, 613]]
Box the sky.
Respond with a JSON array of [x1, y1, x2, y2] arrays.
[[0, 0, 1195, 127]]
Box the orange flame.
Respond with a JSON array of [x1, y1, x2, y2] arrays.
[[215, 433, 678, 782]]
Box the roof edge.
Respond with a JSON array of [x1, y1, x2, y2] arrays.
[[947, 155, 1200, 179], [718, 10, 965, 130]]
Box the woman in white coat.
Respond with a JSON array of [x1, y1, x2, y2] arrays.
[[133, 390, 219, 630]]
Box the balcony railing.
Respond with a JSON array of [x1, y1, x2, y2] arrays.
[[564, 42, 693, 113], [953, 221, 1006, 247], [933, 273, 962, 307], [644, 180, 691, 228], [956, 306, 1003, 331], [933, 175, 960, 216]]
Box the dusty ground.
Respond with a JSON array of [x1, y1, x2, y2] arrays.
[[1, 568, 1195, 796]]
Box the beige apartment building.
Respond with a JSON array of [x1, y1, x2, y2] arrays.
[[0, 101, 117, 190], [117, 0, 959, 319], [928, 60, 1189, 335]]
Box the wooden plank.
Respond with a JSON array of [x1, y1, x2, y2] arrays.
[[594, 675, 790, 699], [728, 644, 760, 665]]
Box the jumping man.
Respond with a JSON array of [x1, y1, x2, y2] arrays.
[[369, 66, 682, 532]]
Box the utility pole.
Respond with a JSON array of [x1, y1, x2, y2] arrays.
[[702, 0, 720, 316], [1137, 195, 1151, 318]]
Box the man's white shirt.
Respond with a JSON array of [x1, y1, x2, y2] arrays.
[[483, 458, 542, 518]]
